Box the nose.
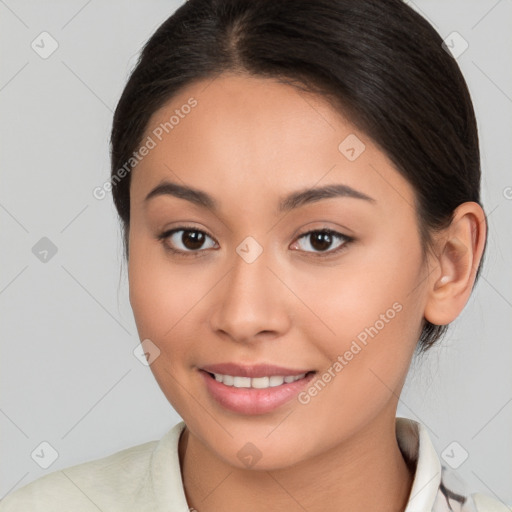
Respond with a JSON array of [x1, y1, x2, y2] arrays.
[[209, 243, 291, 344]]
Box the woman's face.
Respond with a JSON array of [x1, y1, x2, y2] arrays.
[[128, 73, 430, 469]]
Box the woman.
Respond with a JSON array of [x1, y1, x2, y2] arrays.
[[1, 0, 507, 510]]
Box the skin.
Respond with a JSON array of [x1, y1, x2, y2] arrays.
[[127, 72, 486, 512]]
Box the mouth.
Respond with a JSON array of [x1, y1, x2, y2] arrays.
[[204, 371, 313, 389], [199, 363, 317, 415]]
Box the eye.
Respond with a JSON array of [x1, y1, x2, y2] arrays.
[[157, 226, 353, 258], [158, 226, 217, 256], [292, 229, 353, 256]]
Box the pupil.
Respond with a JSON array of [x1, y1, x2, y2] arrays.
[[311, 232, 332, 251], [183, 230, 205, 250]]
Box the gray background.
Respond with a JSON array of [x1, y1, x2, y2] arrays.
[[1, 0, 511, 506]]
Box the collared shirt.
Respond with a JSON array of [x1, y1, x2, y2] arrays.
[[0, 417, 508, 511]]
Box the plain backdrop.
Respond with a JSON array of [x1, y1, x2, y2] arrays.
[[1, 0, 511, 506]]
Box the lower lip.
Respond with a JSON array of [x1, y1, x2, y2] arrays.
[[199, 370, 316, 415]]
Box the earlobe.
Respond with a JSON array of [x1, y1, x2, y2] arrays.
[[424, 202, 486, 326]]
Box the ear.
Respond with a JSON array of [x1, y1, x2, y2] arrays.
[[424, 202, 487, 326]]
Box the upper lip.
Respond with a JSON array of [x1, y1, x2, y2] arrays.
[[200, 363, 314, 378]]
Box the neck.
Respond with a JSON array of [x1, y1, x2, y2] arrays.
[[179, 410, 414, 512]]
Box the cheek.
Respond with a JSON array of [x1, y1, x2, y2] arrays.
[[127, 229, 228, 391], [296, 233, 425, 353], [128, 227, 203, 340], [127, 236, 205, 410], [295, 232, 425, 404]]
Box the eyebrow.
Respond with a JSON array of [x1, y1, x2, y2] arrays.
[[144, 180, 375, 213]]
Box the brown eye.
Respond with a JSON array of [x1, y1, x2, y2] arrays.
[[160, 228, 217, 254], [309, 231, 334, 251], [180, 230, 207, 250], [294, 229, 351, 255]]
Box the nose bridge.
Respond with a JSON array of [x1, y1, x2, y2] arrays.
[[209, 234, 289, 341]]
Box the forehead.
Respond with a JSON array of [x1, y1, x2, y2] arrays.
[[130, 73, 415, 216]]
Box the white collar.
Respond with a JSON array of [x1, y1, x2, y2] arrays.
[[397, 417, 442, 511]]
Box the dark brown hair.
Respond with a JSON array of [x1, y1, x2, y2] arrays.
[[110, 0, 484, 352]]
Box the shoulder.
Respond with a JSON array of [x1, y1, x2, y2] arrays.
[[396, 418, 510, 512], [0, 438, 159, 512], [470, 492, 511, 512]]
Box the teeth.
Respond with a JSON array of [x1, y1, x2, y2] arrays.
[[233, 376, 251, 388], [212, 372, 307, 389], [252, 377, 270, 389], [223, 375, 234, 386], [269, 375, 286, 387]]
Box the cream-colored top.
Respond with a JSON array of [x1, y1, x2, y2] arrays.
[[0, 418, 508, 511]]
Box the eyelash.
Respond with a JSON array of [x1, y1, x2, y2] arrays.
[[157, 225, 354, 259]]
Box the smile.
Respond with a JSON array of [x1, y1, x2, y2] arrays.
[[209, 373, 307, 389], [199, 364, 316, 415]]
